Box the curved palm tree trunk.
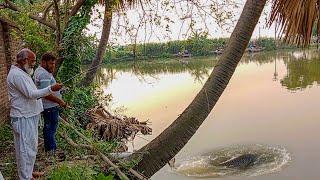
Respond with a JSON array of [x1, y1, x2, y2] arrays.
[[130, 0, 267, 177], [80, 0, 112, 87]]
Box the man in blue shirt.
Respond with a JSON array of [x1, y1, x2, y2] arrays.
[[34, 52, 66, 154]]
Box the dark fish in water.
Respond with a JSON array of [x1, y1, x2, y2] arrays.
[[218, 154, 258, 169]]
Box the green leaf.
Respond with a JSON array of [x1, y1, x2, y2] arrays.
[[96, 173, 114, 180]]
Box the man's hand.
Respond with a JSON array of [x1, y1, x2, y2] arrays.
[[59, 100, 68, 108], [50, 83, 63, 91]]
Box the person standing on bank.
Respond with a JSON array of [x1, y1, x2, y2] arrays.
[[7, 48, 63, 180], [33, 52, 67, 154]]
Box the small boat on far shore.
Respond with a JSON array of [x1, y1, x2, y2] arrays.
[[173, 50, 192, 58], [247, 47, 264, 53]]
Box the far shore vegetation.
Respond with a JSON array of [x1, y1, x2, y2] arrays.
[[82, 35, 319, 64]]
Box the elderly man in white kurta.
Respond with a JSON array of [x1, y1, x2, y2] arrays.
[[7, 49, 63, 180]]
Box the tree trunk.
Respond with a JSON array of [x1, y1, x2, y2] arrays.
[[133, 43, 137, 60], [130, 0, 267, 177], [52, 0, 62, 77], [80, 0, 112, 87], [53, 56, 63, 76]]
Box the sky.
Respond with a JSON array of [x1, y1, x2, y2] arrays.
[[87, 0, 277, 45]]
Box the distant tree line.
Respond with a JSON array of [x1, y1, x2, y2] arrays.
[[82, 35, 312, 64]]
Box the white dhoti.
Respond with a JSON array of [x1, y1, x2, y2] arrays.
[[11, 115, 40, 180]]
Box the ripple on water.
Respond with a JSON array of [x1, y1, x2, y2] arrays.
[[173, 144, 291, 178]]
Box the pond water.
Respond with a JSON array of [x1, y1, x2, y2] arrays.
[[97, 49, 320, 180]]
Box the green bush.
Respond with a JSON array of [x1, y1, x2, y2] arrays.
[[48, 164, 114, 180], [62, 86, 98, 128]]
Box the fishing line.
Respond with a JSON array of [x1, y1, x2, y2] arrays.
[[61, 62, 107, 84]]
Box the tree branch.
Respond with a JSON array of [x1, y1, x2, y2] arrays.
[[69, 0, 85, 17], [61, 132, 93, 149], [0, 17, 19, 29], [42, 2, 54, 21], [52, 0, 61, 46], [60, 132, 130, 180], [0, 3, 7, 9], [59, 118, 148, 180], [60, 118, 92, 143], [64, 0, 70, 27], [3, 0, 56, 30]]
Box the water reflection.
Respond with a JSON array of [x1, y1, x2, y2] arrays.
[[95, 49, 320, 91], [281, 51, 320, 91], [95, 49, 320, 180], [95, 57, 217, 87]]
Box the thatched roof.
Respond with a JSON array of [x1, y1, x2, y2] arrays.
[[269, 0, 319, 46]]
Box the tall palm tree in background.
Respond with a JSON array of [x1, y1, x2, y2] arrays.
[[129, 0, 320, 177], [80, 0, 147, 86], [80, 0, 113, 86]]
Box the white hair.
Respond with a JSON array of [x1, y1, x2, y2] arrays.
[[16, 48, 36, 62]]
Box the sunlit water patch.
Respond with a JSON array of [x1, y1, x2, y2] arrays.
[[173, 144, 291, 178]]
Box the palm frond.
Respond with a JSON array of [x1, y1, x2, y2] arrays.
[[269, 0, 319, 46]]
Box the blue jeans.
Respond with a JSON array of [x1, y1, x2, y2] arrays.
[[42, 106, 59, 152]]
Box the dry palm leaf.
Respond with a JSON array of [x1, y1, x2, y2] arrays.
[[86, 106, 152, 142], [269, 0, 320, 46]]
